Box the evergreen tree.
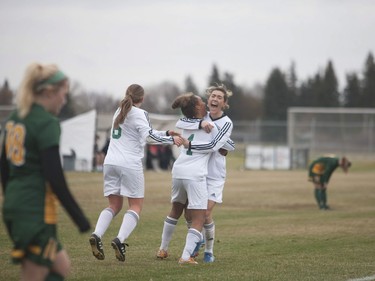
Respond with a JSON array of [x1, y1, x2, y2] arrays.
[[362, 52, 375, 107], [263, 68, 289, 121], [262, 68, 289, 142], [317, 61, 340, 107], [0, 80, 14, 105], [184, 75, 199, 95], [343, 73, 361, 107], [222, 72, 246, 120], [208, 64, 222, 86], [297, 77, 316, 107], [286, 61, 298, 107]]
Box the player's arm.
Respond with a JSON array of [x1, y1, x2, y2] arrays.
[[176, 118, 213, 133], [0, 141, 9, 195], [188, 122, 233, 153], [41, 145, 91, 232]]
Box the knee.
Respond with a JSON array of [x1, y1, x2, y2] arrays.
[[53, 251, 71, 278]]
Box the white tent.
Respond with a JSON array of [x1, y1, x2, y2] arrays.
[[60, 110, 97, 172]]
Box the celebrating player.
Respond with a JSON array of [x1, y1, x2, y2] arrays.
[[1, 63, 91, 281], [308, 155, 351, 210], [156, 92, 233, 265], [176, 84, 234, 262], [89, 84, 182, 262]]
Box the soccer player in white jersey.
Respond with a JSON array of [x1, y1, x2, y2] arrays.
[[156, 92, 233, 265], [89, 84, 183, 262], [176, 84, 234, 263]]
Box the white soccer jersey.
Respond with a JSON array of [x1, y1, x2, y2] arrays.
[[104, 106, 174, 170], [172, 117, 232, 181], [176, 112, 234, 181]]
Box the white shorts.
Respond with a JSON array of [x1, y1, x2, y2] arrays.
[[207, 178, 225, 203], [103, 164, 144, 198], [171, 178, 208, 210]]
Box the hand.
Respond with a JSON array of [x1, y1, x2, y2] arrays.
[[172, 136, 183, 147], [168, 130, 181, 137], [181, 137, 190, 148], [219, 148, 228, 156], [79, 219, 91, 233], [201, 121, 214, 133]]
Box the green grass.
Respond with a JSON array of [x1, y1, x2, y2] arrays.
[[1, 156, 375, 281]]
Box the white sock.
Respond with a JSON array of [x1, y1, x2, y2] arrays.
[[160, 216, 178, 250], [204, 221, 215, 254], [117, 210, 139, 242], [93, 208, 115, 238], [181, 228, 202, 260]]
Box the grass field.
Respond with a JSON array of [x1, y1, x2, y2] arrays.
[[1, 153, 375, 281]]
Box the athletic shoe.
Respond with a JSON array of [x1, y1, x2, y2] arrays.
[[178, 257, 198, 265], [191, 241, 202, 258], [89, 234, 105, 260], [111, 238, 128, 262], [156, 249, 169, 259], [203, 252, 215, 263]]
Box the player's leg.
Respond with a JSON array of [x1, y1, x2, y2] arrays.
[[313, 183, 324, 209], [22, 259, 49, 281], [179, 209, 204, 265], [46, 249, 71, 280], [157, 202, 185, 259], [179, 179, 207, 264], [90, 196, 121, 260], [157, 179, 186, 259], [203, 200, 216, 262]]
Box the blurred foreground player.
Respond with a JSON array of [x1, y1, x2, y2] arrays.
[[308, 155, 351, 210], [0, 63, 91, 281]]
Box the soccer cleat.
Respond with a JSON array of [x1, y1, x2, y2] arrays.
[[191, 241, 202, 258], [178, 257, 198, 265], [156, 249, 169, 259], [203, 252, 215, 263], [89, 234, 105, 260], [111, 238, 128, 262]]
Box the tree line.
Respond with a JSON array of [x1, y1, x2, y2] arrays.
[[1, 52, 374, 122]]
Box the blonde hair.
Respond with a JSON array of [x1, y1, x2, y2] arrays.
[[16, 63, 68, 118], [171, 92, 199, 118], [113, 84, 144, 128], [206, 84, 232, 110]]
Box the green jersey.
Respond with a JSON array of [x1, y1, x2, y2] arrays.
[[2, 104, 60, 224], [308, 156, 339, 185]]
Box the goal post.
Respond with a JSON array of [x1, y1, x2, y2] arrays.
[[288, 107, 375, 167]]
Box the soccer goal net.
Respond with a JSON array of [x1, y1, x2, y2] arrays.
[[288, 107, 375, 162]]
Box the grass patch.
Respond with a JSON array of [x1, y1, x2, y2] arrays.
[[1, 157, 375, 281]]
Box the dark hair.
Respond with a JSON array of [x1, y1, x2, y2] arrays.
[[171, 92, 199, 118], [114, 84, 144, 128]]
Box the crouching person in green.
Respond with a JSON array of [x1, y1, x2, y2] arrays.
[[308, 155, 351, 210], [1, 63, 91, 281]]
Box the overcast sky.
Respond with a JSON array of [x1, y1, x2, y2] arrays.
[[1, 0, 374, 98]]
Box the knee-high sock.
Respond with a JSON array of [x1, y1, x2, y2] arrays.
[[181, 228, 203, 260], [160, 216, 178, 250], [321, 189, 327, 207], [117, 210, 139, 242], [93, 207, 115, 238], [314, 189, 322, 208], [204, 221, 215, 254]]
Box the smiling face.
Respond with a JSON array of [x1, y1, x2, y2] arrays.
[[207, 89, 226, 118]]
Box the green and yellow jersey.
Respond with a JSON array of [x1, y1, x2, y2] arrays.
[[2, 104, 60, 224], [308, 156, 339, 185]]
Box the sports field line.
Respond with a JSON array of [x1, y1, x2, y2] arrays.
[[347, 275, 375, 281]]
